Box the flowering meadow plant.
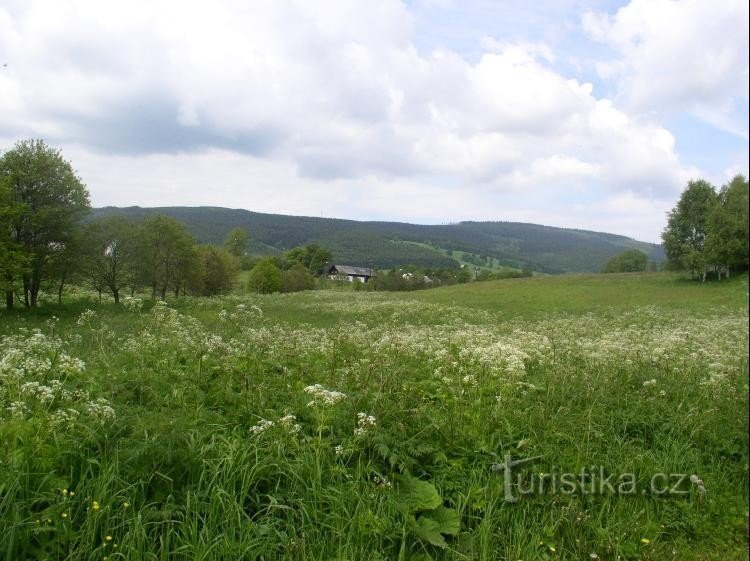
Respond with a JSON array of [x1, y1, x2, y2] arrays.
[[0, 274, 747, 560]]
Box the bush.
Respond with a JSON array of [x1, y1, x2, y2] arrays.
[[198, 246, 238, 296], [247, 259, 282, 294], [602, 249, 648, 273], [281, 263, 315, 293]]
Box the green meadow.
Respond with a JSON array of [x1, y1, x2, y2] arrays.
[[1, 272, 748, 560]]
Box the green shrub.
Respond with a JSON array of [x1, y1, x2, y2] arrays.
[[247, 258, 282, 293]]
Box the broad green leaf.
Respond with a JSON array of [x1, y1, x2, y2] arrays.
[[426, 506, 460, 536], [394, 474, 442, 512], [410, 515, 447, 547]]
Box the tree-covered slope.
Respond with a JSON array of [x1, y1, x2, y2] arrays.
[[92, 206, 664, 272]]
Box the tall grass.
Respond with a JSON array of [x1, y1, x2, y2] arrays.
[[0, 273, 747, 560]]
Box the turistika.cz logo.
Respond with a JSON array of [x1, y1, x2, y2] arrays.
[[491, 455, 706, 503]]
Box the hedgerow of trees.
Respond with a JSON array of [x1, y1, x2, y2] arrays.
[[662, 176, 749, 280], [0, 140, 250, 308]]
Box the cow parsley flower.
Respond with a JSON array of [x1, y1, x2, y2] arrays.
[[122, 296, 143, 312], [6, 401, 29, 419], [249, 419, 275, 435], [84, 398, 116, 423], [76, 309, 97, 326], [279, 414, 301, 434], [304, 384, 346, 407], [354, 412, 376, 436]]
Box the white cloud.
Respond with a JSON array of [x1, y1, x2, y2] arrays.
[[0, 0, 720, 241], [583, 0, 749, 136], [57, 144, 672, 241]]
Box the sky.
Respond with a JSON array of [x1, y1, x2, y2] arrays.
[[0, 0, 747, 242]]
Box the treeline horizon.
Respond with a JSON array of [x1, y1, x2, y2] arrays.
[[0, 140, 252, 309], [1, 138, 748, 309]]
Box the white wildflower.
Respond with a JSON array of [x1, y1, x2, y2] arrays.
[[122, 296, 143, 312], [690, 474, 707, 496], [304, 384, 347, 407], [76, 309, 97, 326], [84, 398, 116, 423], [354, 412, 376, 436], [279, 414, 301, 434], [51, 408, 80, 428], [373, 474, 392, 489], [250, 419, 275, 435], [462, 374, 478, 387], [6, 401, 29, 419]]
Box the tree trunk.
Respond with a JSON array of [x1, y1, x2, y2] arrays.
[[113, 288, 120, 304], [30, 280, 40, 307], [23, 275, 30, 308], [57, 270, 67, 304], [98, 289, 102, 303], [5, 290, 13, 310], [28, 268, 42, 307], [160, 285, 167, 300]]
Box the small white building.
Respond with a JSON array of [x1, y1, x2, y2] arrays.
[[326, 264, 374, 283]]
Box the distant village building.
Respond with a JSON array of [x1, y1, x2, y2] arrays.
[[326, 264, 374, 283]]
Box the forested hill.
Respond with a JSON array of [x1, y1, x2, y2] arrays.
[[92, 206, 664, 273]]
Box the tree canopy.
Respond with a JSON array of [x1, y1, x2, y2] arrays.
[[705, 175, 749, 274], [284, 243, 332, 275], [82, 216, 137, 303], [0, 139, 90, 307], [224, 227, 249, 257], [662, 176, 748, 280], [662, 179, 718, 277], [135, 215, 198, 299]]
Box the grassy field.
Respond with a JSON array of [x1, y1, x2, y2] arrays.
[[0, 273, 747, 560]]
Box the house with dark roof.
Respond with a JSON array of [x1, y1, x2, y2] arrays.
[[326, 264, 374, 283]]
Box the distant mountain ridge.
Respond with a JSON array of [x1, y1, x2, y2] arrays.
[[91, 206, 664, 273]]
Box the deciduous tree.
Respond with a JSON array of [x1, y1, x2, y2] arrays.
[[0, 177, 27, 309], [0, 139, 90, 307], [198, 245, 238, 295], [83, 217, 137, 304], [136, 215, 197, 299], [284, 243, 331, 275], [705, 175, 749, 276], [224, 227, 249, 258], [662, 179, 718, 279]]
